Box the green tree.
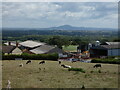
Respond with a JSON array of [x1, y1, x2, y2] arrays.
[[48, 36, 70, 49]]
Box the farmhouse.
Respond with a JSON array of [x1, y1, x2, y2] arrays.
[[2, 46, 22, 55], [90, 42, 120, 57]]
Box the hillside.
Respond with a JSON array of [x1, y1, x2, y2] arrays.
[[2, 60, 118, 88], [2, 25, 117, 31]]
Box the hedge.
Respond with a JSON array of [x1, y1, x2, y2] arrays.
[[2, 53, 58, 60], [91, 58, 120, 64]]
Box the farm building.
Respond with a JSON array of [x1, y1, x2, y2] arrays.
[[19, 40, 46, 50], [30, 45, 66, 57], [4, 41, 21, 47], [3, 40, 67, 57], [100, 42, 120, 45], [90, 42, 120, 57], [2, 46, 22, 55]]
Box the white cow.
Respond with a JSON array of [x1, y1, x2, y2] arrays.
[[61, 64, 72, 68]]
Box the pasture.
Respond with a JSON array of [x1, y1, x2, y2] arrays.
[[2, 60, 118, 88], [62, 45, 78, 52]]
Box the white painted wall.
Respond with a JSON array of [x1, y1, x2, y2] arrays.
[[12, 48, 22, 55], [108, 49, 120, 56]]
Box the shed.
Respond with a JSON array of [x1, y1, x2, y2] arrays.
[[30, 45, 64, 54], [90, 44, 120, 57]]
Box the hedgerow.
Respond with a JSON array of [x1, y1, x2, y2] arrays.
[[2, 53, 58, 60], [91, 58, 120, 64]]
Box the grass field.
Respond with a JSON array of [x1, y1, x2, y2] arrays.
[[62, 45, 78, 52], [2, 60, 119, 88]]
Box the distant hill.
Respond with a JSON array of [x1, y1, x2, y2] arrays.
[[48, 25, 116, 31], [2, 25, 117, 31]]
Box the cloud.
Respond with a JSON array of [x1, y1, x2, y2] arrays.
[[2, 2, 61, 19], [2, 2, 118, 28]]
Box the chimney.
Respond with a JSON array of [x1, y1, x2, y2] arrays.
[[8, 41, 11, 46], [16, 41, 18, 47]]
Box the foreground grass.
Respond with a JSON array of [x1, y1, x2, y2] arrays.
[[2, 60, 118, 88]]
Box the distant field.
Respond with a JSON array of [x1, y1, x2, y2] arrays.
[[62, 45, 78, 52], [2, 60, 118, 88]]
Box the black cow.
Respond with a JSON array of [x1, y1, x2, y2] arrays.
[[26, 60, 31, 64], [59, 61, 61, 64], [93, 64, 101, 68], [72, 60, 77, 63], [39, 61, 45, 64]]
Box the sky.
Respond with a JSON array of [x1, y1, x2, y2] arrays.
[[2, 2, 118, 28]]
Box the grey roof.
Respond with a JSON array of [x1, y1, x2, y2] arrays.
[[101, 45, 120, 49], [30, 45, 63, 54], [90, 44, 120, 50], [4, 41, 21, 46], [19, 40, 46, 48], [2, 46, 16, 53], [106, 42, 120, 45], [47, 47, 64, 54]]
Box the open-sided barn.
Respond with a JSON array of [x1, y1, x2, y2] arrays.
[[90, 42, 120, 57]]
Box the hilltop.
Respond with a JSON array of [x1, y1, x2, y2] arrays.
[[2, 25, 117, 31]]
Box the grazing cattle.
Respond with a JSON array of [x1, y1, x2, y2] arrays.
[[39, 68, 41, 71], [72, 60, 77, 63], [26, 60, 31, 64], [59, 61, 61, 64], [61, 64, 72, 68], [93, 64, 101, 68], [39, 61, 45, 64], [19, 63, 23, 67]]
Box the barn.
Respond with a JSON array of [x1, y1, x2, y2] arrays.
[[3, 40, 67, 57], [30, 45, 66, 57], [90, 42, 120, 57], [19, 40, 46, 50]]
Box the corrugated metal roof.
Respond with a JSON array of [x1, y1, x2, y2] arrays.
[[30, 45, 64, 54], [90, 44, 120, 50], [101, 45, 120, 49], [106, 42, 120, 45], [19, 40, 45, 48], [47, 47, 64, 54], [4, 41, 21, 46], [30, 45, 55, 54]]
